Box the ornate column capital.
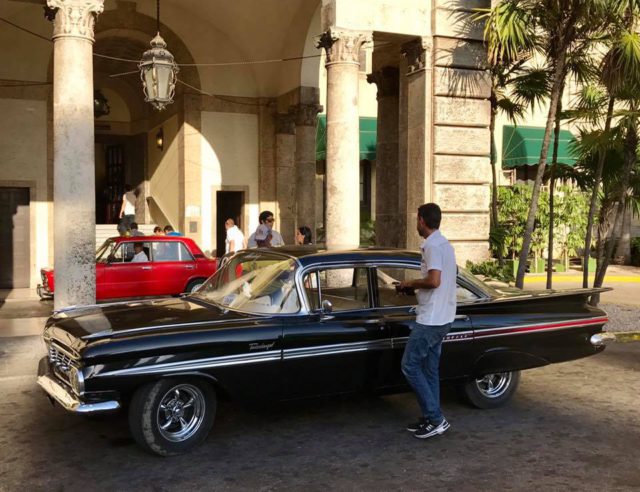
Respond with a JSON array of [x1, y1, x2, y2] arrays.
[[46, 0, 104, 42], [367, 66, 400, 99], [317, 29, 372, 66], [291, 103, 323, 127], [401, 37, 433, 76], [274, 112, 296, 135]]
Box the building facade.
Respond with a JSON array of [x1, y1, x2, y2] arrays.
[[0, 0, 491, 308]]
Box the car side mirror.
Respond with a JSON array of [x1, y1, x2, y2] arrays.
[[321, 299, 333, 314]]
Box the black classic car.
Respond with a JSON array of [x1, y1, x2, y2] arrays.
[[38, 248, 611, 456]]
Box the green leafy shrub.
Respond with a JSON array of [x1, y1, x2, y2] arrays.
[[466, 259, 514, 283]]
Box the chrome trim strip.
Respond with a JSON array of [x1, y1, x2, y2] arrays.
[[37, 375, 120, 414], [474, 316, 608, 339], [475, 321, 606, 340], [97, 350, 282, 378], [283, 339, 391, 360]]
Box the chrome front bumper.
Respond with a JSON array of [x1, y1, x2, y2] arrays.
[[37, 358, 120, 414]]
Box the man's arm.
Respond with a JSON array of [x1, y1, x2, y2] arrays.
[[400, 269, 441, 290]]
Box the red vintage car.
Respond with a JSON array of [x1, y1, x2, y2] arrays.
[[38, 236, 217, 301]]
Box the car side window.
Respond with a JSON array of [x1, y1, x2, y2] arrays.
[[376, 266, 480, 306], [457, 283, 480, 302], [304, 267, 371, 312], [376, 267, 422, 307], [110, 244, 129, 262], [152, 241, 193, 262]]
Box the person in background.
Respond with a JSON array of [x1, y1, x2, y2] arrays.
[[131, 242, 148, 262], [118, 184, 136, 235], [252, 210, 284, 247], [164, 225, 183, 236], [130, 222, 144, 237], [295, 226, 313, 245], [224, 218, 246, 254], [153, 226, 164, 235]]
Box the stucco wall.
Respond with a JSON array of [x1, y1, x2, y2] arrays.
[[147, 115, 180, 229], [0, 98, 49, 287], [200, 111, 260, 254]]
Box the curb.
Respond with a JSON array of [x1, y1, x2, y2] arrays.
[[610, 332, 640, 343]]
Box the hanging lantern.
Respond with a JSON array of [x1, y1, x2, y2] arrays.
[[93, 89, 110, 118], [139, 33, 178, 111]]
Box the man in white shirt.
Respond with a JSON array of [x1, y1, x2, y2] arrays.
[[131, 242, 148, 262], [224, 218, 246, 254], [398, 203, 457, 440]]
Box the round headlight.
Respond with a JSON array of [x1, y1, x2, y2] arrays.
[[69, 366, 85, 396]]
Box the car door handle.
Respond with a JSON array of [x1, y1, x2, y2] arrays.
[[363, 319, 382, 325], [185, 265, 195, 270], [141, 266, 152, 270], [455, 315, 469, 321]]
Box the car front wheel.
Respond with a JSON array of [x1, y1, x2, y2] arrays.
[[185, 278, 206, 294], [129, 378, 216, 456], [460, 370, 520, 409]]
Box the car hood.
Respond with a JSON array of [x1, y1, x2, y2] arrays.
[[44, 297, 261, 347]]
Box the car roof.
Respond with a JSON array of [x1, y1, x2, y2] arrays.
[[108, 235, 195, 243], [253, 246, 421, 267]]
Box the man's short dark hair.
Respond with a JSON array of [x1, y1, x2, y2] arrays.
[[164, 225, 174, 232], [259, 210, 274, 224], [153, 226, 162, 234], [134, 242, 144, 249], [131, 222, 138, 229], [418, 203, 441, 229]]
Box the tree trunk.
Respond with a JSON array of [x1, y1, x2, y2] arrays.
[[614, 205, 632, 263], [583, 96, 615, 287], [489, 100, 504, 267], [591, 120, 637, 304], [515, 51, 567, 289], [546, 90, 564, 289]]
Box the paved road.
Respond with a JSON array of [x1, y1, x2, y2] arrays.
[[1, 335, 639, 491]]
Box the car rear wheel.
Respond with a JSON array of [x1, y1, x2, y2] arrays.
[[185, 278, 206, 293], [129, 378, 216, 456], [460, 370, 520, 409]]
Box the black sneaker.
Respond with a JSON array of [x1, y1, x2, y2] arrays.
[[406, 417, 427, 432], [414, 418, 450, 439]]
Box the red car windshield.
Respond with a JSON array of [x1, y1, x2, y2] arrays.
[[96, 240, 116, 263]]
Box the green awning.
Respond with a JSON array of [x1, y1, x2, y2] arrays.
[[315, 115, 377, 161], [502, 125, 577, 168]]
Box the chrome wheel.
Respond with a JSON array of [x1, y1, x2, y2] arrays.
[[156, 384, 206, 442], [475, 372, 513, 398]]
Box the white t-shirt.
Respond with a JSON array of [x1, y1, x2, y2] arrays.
[[131, 250, 148, 263], [225, 225, 245, 254], [123, 192, 136, 216], [415, 230, 457, 326]]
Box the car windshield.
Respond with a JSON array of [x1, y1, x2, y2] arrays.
[[193, 251, 300, 315], [96, 240, 115, 263]]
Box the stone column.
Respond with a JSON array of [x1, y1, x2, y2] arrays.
[[367, 66, 400, 247], [274, 112, 297, 244], [400, 37, 434, 250], [318, 29, 372, 250], [47, 0, 104, 309], [179, 94, 202, 242], [292, 103, 322, 239]]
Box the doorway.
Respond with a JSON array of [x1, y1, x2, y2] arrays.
[[0, 187, 30, 288], [216, 191, 244, 255]]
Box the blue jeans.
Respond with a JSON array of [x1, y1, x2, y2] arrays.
[[401, 321, 451, 425]]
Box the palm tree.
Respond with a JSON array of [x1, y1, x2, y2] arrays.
[[499, 0, 614, 289], [478, 2, 548, 267]]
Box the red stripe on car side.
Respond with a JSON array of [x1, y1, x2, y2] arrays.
[[475, 316, 609, 339]]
